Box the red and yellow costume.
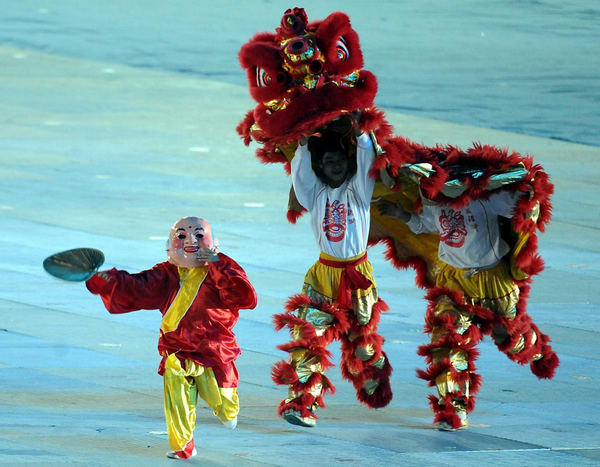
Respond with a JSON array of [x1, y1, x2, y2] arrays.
[[236, 7, 559, 430], [273, 251, 392, 420], [86, 254, 257, 453], [271, 133, 393, 423]]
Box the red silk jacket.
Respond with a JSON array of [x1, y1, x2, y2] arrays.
[[86, 253, 257, 380]]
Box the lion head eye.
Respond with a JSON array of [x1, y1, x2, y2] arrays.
[[255, 67, 272, 87], [335, 37, 349, 62]]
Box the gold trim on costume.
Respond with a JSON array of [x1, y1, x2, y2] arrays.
[[371, 355, 386, 370], [354, 344, 375, 361], [353, 289, 378, 325], [449, 350, 468, 372], [434, 295, 474, 336], [297, 306, 335, 337], [161, 267, 208, 333], [291, 349, 323, 384], [525, 201, 541, 222], [363, 379, 379, 395]]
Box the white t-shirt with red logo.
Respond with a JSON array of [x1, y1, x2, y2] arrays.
[[291, 133, 375, 260], [406, 190, 523, 269]]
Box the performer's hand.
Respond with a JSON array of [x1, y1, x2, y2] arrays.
[[96, 270, 111, 282], [350, 110, 363, 136], [197, 245, 219, 263], [86, 269, 115, 294], [377, 200, 411, 222]]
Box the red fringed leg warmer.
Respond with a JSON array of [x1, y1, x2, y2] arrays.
[[490, 285, 559, 379], [271, 294, 349, 419], [339, 299, 393, 408], [417, 288, 486, 429]]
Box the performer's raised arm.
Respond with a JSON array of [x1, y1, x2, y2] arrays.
[[291, 141, 321, 211], [352, 132, 377, 206]]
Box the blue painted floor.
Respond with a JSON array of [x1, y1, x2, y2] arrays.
[[0, 30, 599, 467]]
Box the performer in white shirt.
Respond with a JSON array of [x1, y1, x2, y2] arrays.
[[272, 116, 393, 427], [405, 190, 521, 270], [379, 191, 559, 431]]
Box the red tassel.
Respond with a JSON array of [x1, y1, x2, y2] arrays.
[[277, 398, 319, 419], [271, 361, 299, 385], [357, 377, 393, 408], [416, 360, 452, 385], [284, 293, 312, 312], [531, 351, 559, 379], [286, 208, 306, 224]]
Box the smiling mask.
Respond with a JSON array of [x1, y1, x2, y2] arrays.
[[166, 217, 214, 268]]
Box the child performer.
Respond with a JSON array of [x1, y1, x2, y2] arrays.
[[86, 217, 257, 458], [272, 115, 393, 427], [378, 190, 559, 431]]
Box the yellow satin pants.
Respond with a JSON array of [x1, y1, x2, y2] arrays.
[[163, 353, 239, 450], [435, 260, 519, 318]]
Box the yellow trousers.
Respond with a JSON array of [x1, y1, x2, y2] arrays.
[[435, 260, 519, 318], [162, 353, 239, 450]]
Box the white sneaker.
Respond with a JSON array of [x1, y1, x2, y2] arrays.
[[221, 417, 238, 429]]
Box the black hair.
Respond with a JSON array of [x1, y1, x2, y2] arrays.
[[307, 130, 358, 184]]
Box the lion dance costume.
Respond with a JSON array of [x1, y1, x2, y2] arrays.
[[237, 7, 559, 430]]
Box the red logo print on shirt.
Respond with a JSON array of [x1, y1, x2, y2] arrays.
[[323, 199, 347, 242], [439, 209, 467, 248]]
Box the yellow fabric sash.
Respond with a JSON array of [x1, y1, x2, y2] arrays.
[[161, 266, 208, 333]]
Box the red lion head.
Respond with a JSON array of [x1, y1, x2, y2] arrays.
[[237, 8, 378, 162]]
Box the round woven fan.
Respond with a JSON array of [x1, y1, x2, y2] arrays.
[[43, 247, 105, 281]]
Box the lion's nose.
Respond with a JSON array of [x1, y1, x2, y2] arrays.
[[290, 39, 307, 54]]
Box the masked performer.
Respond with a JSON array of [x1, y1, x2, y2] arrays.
[[237, 7, 558, 431], [272, 117, 393, 427], [86, 217, 257, 458]]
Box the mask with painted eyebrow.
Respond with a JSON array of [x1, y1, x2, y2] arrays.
[[166, 217, 215, 267]]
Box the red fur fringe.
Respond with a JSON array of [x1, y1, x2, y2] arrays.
[[273, 311, 318, 340], [272, 360, 336, 396], [343, 298, 388, 337], [286, 208, 306, 224], [357, 375, 393, 408], [280, 293, 350, 342], [489, 299, 559, 379], [277, 338, 334, 366], [236, 110, 256, 146], [251, 74, 378, 146], [373, 236, 433, 288], [428, 394, 467, 429], [285, 293, 313, 312], [255, 146, 288, 165], [531, 350, 559, 379], [426, 287, 495, 320], [277, 394, 323, 419], [340, 352, 393, 408], [271, 360, 299, 385]]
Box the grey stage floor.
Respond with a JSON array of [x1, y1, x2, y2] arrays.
[[0, 41, 599, 466]]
